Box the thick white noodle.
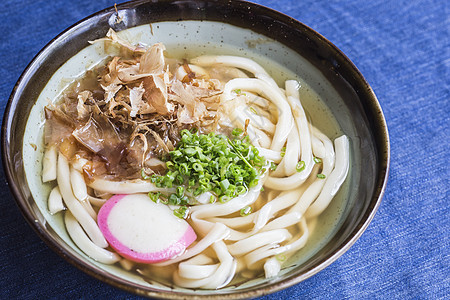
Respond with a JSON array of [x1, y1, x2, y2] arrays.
[[261, 211, 303, 232], [252, 189, 303, 230], [228, 229, 292, 256], [191, 56, 285, 101], [285, 80, 300, 98], [64, 212, 120, 264], [190, 181, 264, 236], [190, 56, 269, 77], [42, 145, 57, 182], [264, 257, 281, 278], [175, 64, 209, 81], [245, 218, 309, 269], [174, 241, 236, 289], [241, 108, 276, 134], [225, 103, 274, 147], [271, 124, 301, 177], [286, 129, 335, 216], [305, 135, 349, 218], [87, 195, 107, 207], [178, 255, 218, 279], [249, 125, 272, 148], [70, 166, 88, 201], [48, 186, 65, 214], [71, 157, 89, 172], [277, 218, 310, 255], [87, 178, 172, 194], [207, 213, 255, 229], [223, 78, 292, 151], [311, 135, 326, 159], [265, 95, 314, 189], [155, 223, 230, 266], [245, 244, 285, 268], [202, 241, 236, 289], [196, 186, 300, 243], [256, 148, 282, 163], [57, 152, 107, 248], [244, 91, 272, 110], [80, 198, 97, 220]]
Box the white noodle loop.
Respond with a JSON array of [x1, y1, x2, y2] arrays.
[[65, 212, 120, 264], [57, 152, 107, 248]]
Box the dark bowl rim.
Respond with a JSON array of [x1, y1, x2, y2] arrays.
[[1, 0, 390, 299]]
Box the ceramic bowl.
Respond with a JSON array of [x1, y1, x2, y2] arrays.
[[2, 0, 389, 298]]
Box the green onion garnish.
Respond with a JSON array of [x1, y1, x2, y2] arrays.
[[317, 174, 326, 179], [270, 162, 277, 171], [313, 157, 322, 164], [232, 128, 243, 136], [240, 206, 252, 216], [152, 129, 266, 207], [280, 146, 286, 157], [296, 161, 306, 172], [219, 195, 230, 203], [148, 192, 160, 203], [173, 206, 189, 219]]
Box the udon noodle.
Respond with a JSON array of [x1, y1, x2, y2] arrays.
[[42, 29, 349, 289]]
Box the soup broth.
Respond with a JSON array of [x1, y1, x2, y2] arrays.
[[25, 22, 350, 290]]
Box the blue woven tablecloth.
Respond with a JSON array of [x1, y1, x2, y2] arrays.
[[0, 0, 448, 298]]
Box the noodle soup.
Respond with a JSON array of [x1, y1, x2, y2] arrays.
[[26, 23, 350, 290]]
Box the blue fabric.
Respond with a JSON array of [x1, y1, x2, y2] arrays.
[[0, 0, 448, 298]]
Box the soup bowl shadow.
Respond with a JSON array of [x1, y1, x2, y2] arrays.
[[2, 0, 389, 298]]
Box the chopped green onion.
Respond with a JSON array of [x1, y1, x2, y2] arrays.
[[233, 89, 242, 94], [249, 106, 258, 114], [173, 206, 189, 219], [169, 193, 180, 205], [209, 195, 216, 203], [179, 163, 189, 175], [152, 129, 266, 207], [270, 162, 277, 171], [227, 137, 253, 169], [317, 174, 326, 179], [296, 161, 306, 172], [192, 163, 203, 172], [166, 161, 175, 169], [313, 157, 322, 164], [176, 186, 184, 196], [219, 195, 230, 203], [280, 146, 286, 157], [184, 147, 196, 156], [236, 185, 247, 195], [249, 178, 259, 188], [148, 192, 160, 203], [240, 206, 252, 216], [232, 128, 243, 136], [220, 179, 230, 192]]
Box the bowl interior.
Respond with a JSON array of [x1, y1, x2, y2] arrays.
[[3, 0, 389, 298]]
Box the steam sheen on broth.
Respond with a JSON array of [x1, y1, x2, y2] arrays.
[[41, 28, 350, 289]]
